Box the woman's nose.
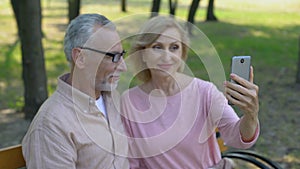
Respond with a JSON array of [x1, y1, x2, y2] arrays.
[[161, 49, 173, 61]]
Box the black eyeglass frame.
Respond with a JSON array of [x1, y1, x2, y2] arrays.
[[78, 46, 126, 63]]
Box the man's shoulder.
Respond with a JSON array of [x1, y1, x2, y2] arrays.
[[32, 92, 76, 129]]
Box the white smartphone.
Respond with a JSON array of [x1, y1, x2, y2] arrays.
[[230, 56, 251, 84]]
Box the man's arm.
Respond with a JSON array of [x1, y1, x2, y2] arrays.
[[22, 129, 76, 169]]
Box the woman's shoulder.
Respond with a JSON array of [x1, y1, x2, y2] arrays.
[[174, 73, 215, 93], [192, 77, 215, 89], [121, 86, 144, 99]]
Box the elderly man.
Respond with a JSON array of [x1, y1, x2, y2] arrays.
[[22, 13, 129, 169]]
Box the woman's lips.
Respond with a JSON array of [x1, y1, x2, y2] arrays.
[[158, 64, 173, 70]]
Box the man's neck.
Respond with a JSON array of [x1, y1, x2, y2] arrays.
[[66, 72, 101, 99]]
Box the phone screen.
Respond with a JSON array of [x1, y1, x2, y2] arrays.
[[230, 56, 251, 84]]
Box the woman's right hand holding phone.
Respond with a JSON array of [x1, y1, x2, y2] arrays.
[[224, 66, 260, 142]]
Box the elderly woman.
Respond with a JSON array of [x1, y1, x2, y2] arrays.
[[121, 16, 259, 169]]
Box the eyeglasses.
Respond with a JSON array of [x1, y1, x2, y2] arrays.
[[78, 47, 126, 63]]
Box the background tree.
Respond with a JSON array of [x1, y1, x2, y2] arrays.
[[151, 0, 161, 17], [151, 0, 178, 18], [121, 0, 127, 12], [187, 0, 218, 34], [10, 0, 48, 120], [206, 0, 218, 21], [169, 0, 178, 17], [68, 0, 80, 22], [187, 0, 200, 34]]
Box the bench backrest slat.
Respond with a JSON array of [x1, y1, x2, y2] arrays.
[[0, 144, 26, 168]]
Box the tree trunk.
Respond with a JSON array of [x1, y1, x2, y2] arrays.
[[206, 0, 218, 21], [151, 0, 161, 18], [169, 0, 178, 17], [14, 0, 48, 120], [296, 36, 300, 84], [121, 0, 126, 12], [187, 0, 200, 24], [187, 0, 200, 35], [68, 0, 80, 23]]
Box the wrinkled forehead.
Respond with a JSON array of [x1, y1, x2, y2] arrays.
[[84, 26, 122, 51]]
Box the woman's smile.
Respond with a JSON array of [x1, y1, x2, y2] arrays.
[[157, 63, 173, 70]]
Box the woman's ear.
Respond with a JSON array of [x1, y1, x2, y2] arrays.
[[72, 48, 85, 69]]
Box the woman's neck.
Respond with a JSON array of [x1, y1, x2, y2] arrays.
[[142, 73, 193, 96]]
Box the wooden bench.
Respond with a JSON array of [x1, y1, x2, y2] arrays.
[[0, 136, 281, 169], [216, 129, 282, 169], [0, 136, 227, 169], [0, 144, 26, 169]]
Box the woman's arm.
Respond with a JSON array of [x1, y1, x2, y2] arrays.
[[224, 66, 259, 141]]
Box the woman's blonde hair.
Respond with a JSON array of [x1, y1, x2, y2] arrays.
[[129, 16, 190, 82]]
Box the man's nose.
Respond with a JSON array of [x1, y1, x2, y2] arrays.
[[116, 57, 127, 72]]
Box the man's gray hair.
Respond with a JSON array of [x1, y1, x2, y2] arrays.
[[63, 13, 116, 62]]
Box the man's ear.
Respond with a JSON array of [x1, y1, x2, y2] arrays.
[[72, 48, 85, 69]]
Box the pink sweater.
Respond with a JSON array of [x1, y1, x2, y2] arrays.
[[121, 78, 259, 169]]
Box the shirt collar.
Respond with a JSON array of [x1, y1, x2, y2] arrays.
[[57, 73, 96, 114]]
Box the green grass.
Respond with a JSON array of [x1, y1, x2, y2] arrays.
[[1, 0, 300, 167]]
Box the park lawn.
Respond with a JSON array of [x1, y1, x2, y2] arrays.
[[0, 0, 300, 168]]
